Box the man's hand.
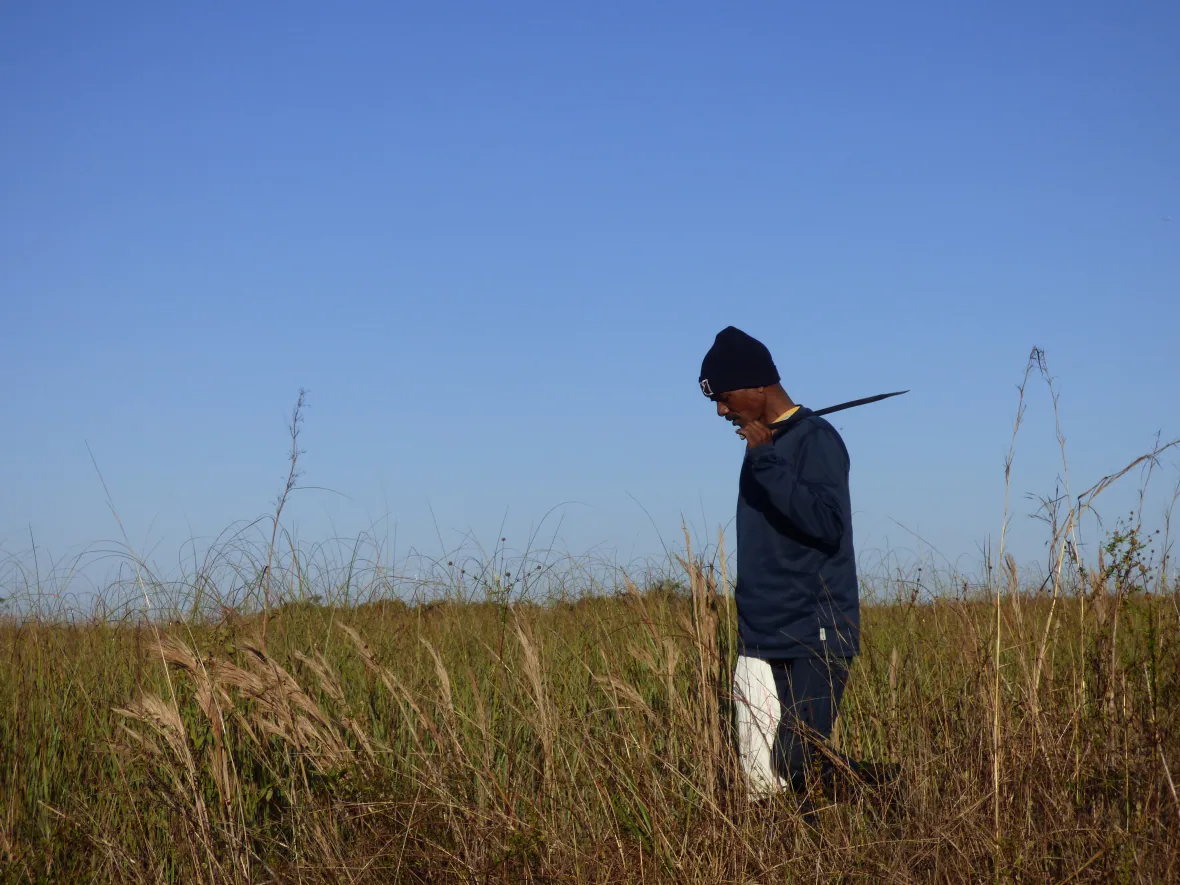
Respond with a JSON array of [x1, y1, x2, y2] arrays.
[[737, 420, 774, 450]]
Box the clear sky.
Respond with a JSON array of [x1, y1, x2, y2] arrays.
[[2, 1, 1178, 591]]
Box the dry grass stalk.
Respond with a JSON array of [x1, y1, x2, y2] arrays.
[[419, 635, 472, 772], [993, 349, 1037, 848], [261, 389, 307, 648], [678, 524, 721, 797], [594, 674, 657, 723], [514, 615, 554, 799], [112, 692, 223, 885]]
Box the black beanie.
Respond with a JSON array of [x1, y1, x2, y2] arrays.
[[698, 326, 779, 397]]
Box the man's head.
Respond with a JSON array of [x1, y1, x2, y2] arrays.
[[699, 326, 783, 429]]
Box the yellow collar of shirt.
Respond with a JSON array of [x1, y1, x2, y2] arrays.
[[772, 405, 801, 424]]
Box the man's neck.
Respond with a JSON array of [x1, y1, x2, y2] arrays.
[[763, 389, 797, 423]]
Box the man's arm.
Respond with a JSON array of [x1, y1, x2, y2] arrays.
[[745, 425, 847, 546]]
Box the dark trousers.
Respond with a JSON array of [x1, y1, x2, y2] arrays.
[[766, 653, 851, 791]]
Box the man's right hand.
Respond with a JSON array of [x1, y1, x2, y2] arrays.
[[737, 420, 774, 450]]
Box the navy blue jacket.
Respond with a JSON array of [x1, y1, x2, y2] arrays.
[[734, 407, 860, 659]]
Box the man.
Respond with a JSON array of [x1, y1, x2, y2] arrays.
[[699, 325, 875, 798]]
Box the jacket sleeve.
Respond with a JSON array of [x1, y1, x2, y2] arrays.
[[745, 425, 847, 547]]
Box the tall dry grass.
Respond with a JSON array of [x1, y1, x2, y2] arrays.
[[2, 352, 1179, 883], [4, 565, 1178, 883]]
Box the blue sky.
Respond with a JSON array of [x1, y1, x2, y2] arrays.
[[2, 1, 1178, 589]]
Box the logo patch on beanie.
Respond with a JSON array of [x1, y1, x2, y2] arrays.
[[700, 378, 713, 397]]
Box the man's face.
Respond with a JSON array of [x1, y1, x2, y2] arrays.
[[711, 387, 766, 429]]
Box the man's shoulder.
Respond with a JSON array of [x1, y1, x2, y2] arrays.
[[785, 413, 849, 461], [779, 412, 842, 444], [802, 413, 843, 439]]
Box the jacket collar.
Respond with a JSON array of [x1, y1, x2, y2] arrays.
[[769, 406, 813, 439]]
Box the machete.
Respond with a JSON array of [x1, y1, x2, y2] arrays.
[[768, 389, 909, 431]]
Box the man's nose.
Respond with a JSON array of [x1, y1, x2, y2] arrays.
[[716, 401, 728, 417]]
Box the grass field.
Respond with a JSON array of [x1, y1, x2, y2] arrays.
[[2, 531, 1178, 883], [3, 365, 1179, 883]]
